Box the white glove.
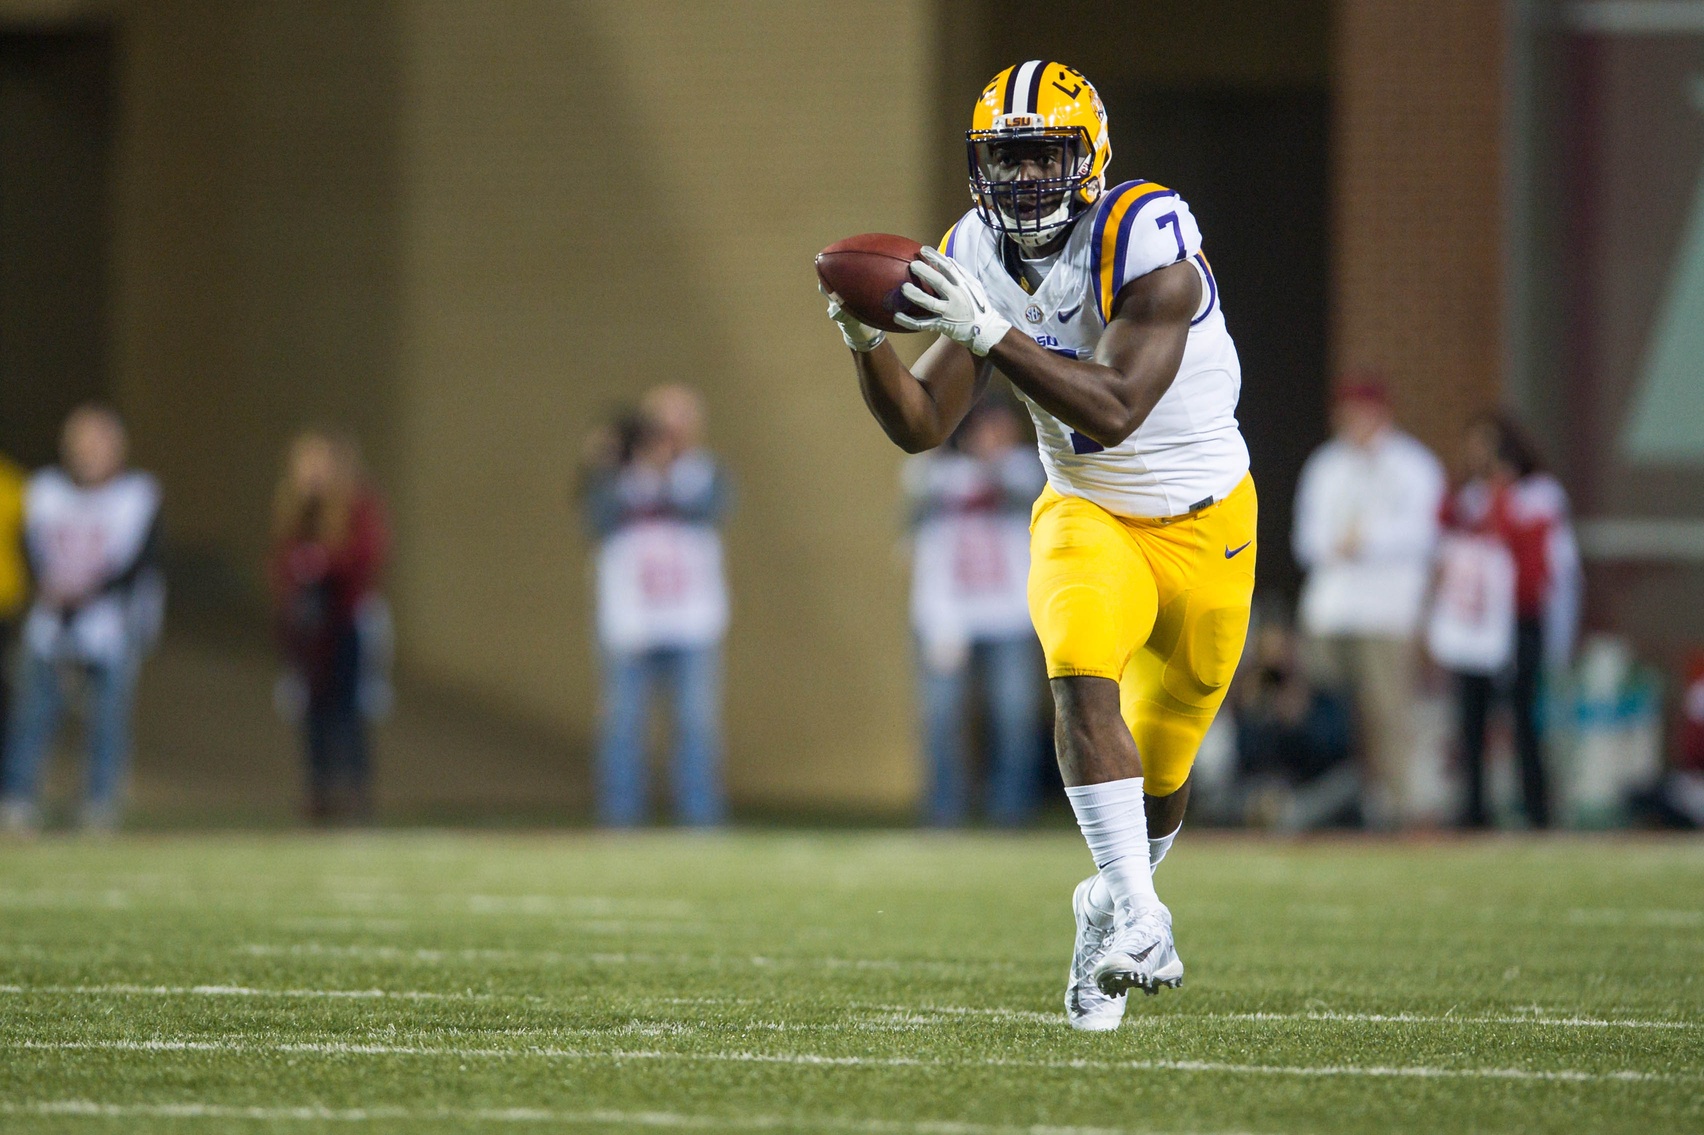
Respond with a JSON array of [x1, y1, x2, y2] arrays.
[[820, 282, 885, 353], [895, 245, 1013, 356]]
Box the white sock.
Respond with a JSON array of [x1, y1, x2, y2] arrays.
[[1149, 824, 1179, 875], [1085, 872, 1115, 921], [1065, 778, 1158, 917]]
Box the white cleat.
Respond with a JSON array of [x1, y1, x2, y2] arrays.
[[1092, 902, 1184, 999], [1064, 876, 1126, 1031]]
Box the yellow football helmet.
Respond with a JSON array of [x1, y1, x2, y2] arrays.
[[968, 61, 1111, 249]]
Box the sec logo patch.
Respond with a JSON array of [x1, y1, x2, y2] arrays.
[[1024, 303, 1044, 324]]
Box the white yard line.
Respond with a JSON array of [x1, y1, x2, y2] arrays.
[[278, 917, 413, 934], [1201, 1010, 1702, 1031], [0, 984, 489, 1002], [1565, 907, 1704, 928], [879, 1004, 1702, 1032], [7, 1038, 1684, 1083], [318, 890, 697, 917], [2, 982, 1692, 1033], [461, 894, 697, 918], [0, 889, 137, 909], [862, 1005, 1064, 1026], [240, 943, 1022, 973], [0, 889, 699, 920], [0, 1100, 1185, 1134], [242, 943, 629, 965]]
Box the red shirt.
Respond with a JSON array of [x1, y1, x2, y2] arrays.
[[1440, 475, 1567, 619], [269, 488, 389, 682]]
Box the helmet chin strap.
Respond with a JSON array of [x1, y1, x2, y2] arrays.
[[1001, 198, 1074, 249], [1008, 229, 1065, 251]]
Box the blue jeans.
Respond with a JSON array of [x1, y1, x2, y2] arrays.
[[918, 633, 1044, 827], [2, 650, 140, 813], [597, 644, 724, 826]]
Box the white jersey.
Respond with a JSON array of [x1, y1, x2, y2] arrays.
[[904, 446, 1045, 651], [22, 467, 163, 665], [593, 453, 729, 653], [940, 180, 1249, 519]]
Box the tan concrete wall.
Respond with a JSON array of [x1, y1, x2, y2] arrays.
[[87, 0, 933, 811], [1334, 0, 1505, 460], [390, 1, 932, 809], [108, 0, 401, 578]]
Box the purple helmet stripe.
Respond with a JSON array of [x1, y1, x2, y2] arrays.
[[1001, 65, 1022, 115]]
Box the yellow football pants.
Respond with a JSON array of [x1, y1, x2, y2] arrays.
[[1028, 473, 1257, 796]]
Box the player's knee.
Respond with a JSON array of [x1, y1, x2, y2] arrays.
[[1143, 763, 1190, 797], [1052, 675, 1134, 761]]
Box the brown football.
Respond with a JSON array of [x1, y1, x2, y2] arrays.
[[814, 233, 937, 333]]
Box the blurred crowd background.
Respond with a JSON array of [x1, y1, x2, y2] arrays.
[[1, 0, 1701, 832]]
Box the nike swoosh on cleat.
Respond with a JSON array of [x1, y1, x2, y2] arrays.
[[1132, 943, 1156, 963], [1058, 303, 1082, 323], [1224, 540, 1252, 559]]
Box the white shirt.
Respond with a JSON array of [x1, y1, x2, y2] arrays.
[[904, 446, 1045, 652], [1293, 428, 1445, 637], [22, 468, 163, 664], [940, 178, 1249, 519], [593, 453, 729, 653]]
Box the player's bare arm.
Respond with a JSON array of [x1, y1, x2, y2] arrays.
[[848, 330, 993, 454], [984, 260, 1200, 448], [825, 249, 1196, 452]]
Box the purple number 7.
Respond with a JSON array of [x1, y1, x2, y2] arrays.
[[1156, 211, 1185, 261]]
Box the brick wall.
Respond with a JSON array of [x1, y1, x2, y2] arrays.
[[1334, 0, 1506, 470]]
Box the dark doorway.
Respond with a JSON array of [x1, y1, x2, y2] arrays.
[[0, 28, 113, 467], [1105, 87, 1331, 601]]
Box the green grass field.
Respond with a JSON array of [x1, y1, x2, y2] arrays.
[[0, 831, 1699, 1134]]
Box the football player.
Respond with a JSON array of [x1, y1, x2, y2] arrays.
[[823, 61, 1255, 1030]]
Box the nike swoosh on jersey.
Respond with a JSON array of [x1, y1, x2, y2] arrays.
[[1058, 303, 1082, 323], [1224, 540, 1252, 559]]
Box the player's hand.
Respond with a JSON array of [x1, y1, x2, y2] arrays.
[[820, 281, 886, 353], [895, 245, 1013, 356]]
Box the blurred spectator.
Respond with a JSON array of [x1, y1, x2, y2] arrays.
[[0, 451, 26, 744], [583, 385, 731, 826], [1432, 413, 1578, 829], [904, 399, 1046, 826], [1, 405, 162, 834], [1631, 651, 1704, 829], [269, 430, 391, 826], [1293, 377, 1444, 829], [1233, 620, 1356, 830]]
